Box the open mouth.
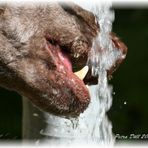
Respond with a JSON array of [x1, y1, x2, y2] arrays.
[[45, 35, 90, 84], [43, 35, 91, 117], [39, 33, 127, 117]]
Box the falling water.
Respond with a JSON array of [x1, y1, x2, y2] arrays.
[[70, 0, 122, 145], [86, 1, 121, 145], [84, 2, 122, 144]]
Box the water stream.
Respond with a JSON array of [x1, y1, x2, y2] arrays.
[[69, 1, 122, 145]]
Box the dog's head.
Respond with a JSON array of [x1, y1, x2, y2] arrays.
[[0, 3, 127, 117]]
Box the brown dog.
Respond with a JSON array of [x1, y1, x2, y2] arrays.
[[0, 2, 127, 117]]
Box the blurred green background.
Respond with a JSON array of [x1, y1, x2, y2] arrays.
[[109, 8, 148, 143], [0, 8, 148, 143]]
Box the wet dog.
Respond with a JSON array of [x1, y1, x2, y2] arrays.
[[0, 2, 127, 117]]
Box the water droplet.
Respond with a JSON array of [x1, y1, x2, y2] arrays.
[[70, 118, 79, 129], [124, 101, 127, 105], [33, 113, 39, 117]]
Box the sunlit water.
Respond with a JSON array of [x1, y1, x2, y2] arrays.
[[23, 1, 122, 146]]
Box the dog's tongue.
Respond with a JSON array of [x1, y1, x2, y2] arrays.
[[57, 51, 72, 72], [56, 47, 89, 81]]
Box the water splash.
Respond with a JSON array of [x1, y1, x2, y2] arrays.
[[70, 0, 121, 144], [72, 1, 123, 145], [86, 1, 122, 145]]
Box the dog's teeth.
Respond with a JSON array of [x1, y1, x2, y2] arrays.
[[76, 53, 80, 58], [74, 66, 89, 80], [86, 85, 89, 89], [74, 53, 80, 58], [74, 53, 76, 58]]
